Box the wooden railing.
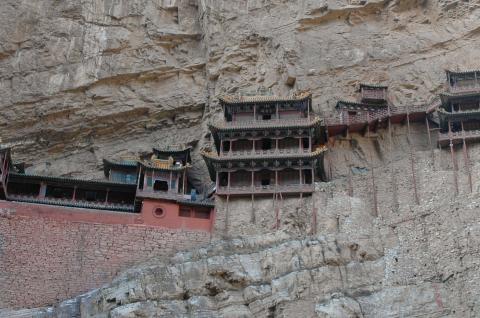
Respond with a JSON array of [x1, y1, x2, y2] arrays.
[[222, 117, 317, 128], [447, 83, 480, 94], [324, 104, 426, 126], [217, 184, 314, 195], [438, 129, 480, 143], [221, 148, 311, 157]]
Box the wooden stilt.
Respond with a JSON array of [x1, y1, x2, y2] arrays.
[[426, 117, 435, 170], [251, 194, 256, 223], [406, 110, 419, 205], [367, 126, 378, 217], [448, 121, 459, 195], [461, 121, 473, 193], [225, 195, 230, 236]]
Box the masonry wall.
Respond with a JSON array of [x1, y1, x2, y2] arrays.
[[0, 201, 211, 309]]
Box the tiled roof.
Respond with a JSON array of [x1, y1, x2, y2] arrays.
[[359, 83, 388, 89], [219, 91, 311, 104], [446, 69, 480, 76], [9, 172, 137, 188], [336, 100, 388, 110]]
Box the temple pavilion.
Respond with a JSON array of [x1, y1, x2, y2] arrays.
[[436, 70, 480, 146], [331, 84, 391, 135], [0, 146, 214, 220], [202, 91, 327, 197]]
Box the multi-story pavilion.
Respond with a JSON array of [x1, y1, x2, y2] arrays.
[[202, 92, 327, 196], [436, 70, 480, 146]]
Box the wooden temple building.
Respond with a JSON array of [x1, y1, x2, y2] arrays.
[[202, 92, 328, 197], [435, 70, 480, 146], [0, 146, 214, 232]]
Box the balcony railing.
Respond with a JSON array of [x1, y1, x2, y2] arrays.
[[324, 104, 426, 126], [447, 83, 480, 94], [221, 148, 311, 157], [438, 129, 480, 143], [217, 184, 314, 195], [221, 117, 317, 128]]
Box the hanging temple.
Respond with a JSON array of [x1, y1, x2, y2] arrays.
[[1, 69, 480, 233]]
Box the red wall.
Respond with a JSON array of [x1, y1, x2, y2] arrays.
[[141, 199, 214, 232], [0, 200, 211, 309]]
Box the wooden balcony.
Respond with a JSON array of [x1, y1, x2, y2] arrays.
[[221, 148, 312, 158], [446, 83, 480, 94], [221, 117, 319, 129], [438, 129, 480, 146], [216, 184, 314, 195]]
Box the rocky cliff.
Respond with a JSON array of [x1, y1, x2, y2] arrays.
[[2, 0, 480, 317]]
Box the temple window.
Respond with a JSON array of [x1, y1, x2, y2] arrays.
[[153, 207, 165, 218], [219, 172, 228, 187], [261, 139, 272, 150], [194, 208, 211, 219], [179, 206, 192, 217], [348, 111, 357, 116], [222, 141, 231, 152], [262, 114, 272, 120], [153, 180, 169, 192]]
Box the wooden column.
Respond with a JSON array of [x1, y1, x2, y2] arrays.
[[253, 104, 256, 121], [252, 139, 255, 154], [298, 138, 302, 153], [448, 120, 459, 195], [461, 121, 473, 193], [220, 140, 224, 155], [227, 171, 231, 191], [406, 108, 419, 205], [275, 138, 279, 153], [72, 186, 77, 201], [276, 103, 279, 120], [183, 169, 187, 195], [169, 171, 173, 192], [275, 170, 278, 190], [309, 136, 312, 152], [215, 171, 219, 191], [299, 168, 303, 185], [251, 170, 254, 190], [105, 189, 109, 204]]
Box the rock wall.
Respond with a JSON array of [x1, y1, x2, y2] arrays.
[[7, 121, 480, 316], [2, 0, 480, 185], [0, 201, 210, 309]]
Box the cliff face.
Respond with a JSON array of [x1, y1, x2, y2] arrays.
[[2, 0, 480, 182], [3, 0, 480, 317]]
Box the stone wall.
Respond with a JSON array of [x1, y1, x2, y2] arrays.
[[0, 201, 211, 309]]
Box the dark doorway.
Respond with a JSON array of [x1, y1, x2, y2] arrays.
[[153, 180, 169, 192], [261, 139, 272, 150]]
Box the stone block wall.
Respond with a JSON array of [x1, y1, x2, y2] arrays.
[[0, 201, 211, 309]]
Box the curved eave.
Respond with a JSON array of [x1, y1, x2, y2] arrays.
[[437, 108, 480, 121], [446, 69, 480, 76], [152, 147, 192, 159], [440, 91, 480, 104], [139, 162, 188, 172], [335, 100, 388, 111], [218, 94, 312, 106]]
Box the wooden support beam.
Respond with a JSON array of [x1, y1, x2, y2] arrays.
[[225, 195, 230, 236], [448, 120, 459, 195], [406, 109, 420, 205], [251, 194, 255, 223], [461, 121, 473, 193], [367, 125, 378, 216]]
